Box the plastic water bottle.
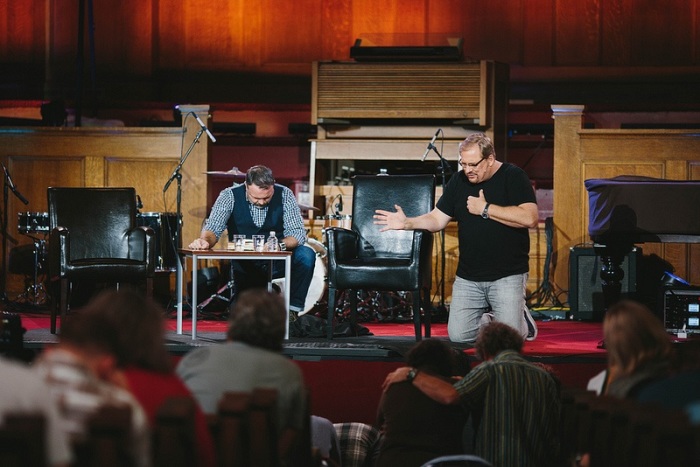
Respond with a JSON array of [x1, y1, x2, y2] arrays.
[[266, 231, 279, 251]]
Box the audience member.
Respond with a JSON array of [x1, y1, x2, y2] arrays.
[[587, 300, 674, 399], [0, 355, 71, 466], [382, 322, 562, 467], [176, 288, 339, 465], [636, 338, 700, 414], [32, 310, 151, 467], [78, 286, 216, 467], [375, 339, 470, 467]]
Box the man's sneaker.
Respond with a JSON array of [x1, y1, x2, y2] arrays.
[[524, 307, 538, 341]]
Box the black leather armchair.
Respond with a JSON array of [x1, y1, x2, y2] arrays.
[[47, 187, 156, 333], [325, 175, 435, 340]]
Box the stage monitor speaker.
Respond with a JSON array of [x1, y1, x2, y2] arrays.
[[662, 287, 700, 335], [568, 246, 640, 321]]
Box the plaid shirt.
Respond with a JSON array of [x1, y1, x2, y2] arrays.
[[203, 183, 306, 245]]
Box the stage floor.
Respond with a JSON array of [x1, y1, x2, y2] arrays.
[[18, 309, 607, 363]]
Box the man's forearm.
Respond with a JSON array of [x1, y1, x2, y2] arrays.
[[412, 370, 460, 405]]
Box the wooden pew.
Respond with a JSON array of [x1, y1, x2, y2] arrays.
[[73, 405, 133, 467], [152, 396, 197, 467], [0, 413, 46, 467]]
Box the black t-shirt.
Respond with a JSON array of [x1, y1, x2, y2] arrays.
[[436, 163, 536, 281]]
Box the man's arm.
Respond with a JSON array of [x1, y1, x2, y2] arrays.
[[466, 189, 539, 229], [382, 366, 460, 405], [374, 206, 451, 233]]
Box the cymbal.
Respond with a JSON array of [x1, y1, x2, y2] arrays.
[[298, 203, 319, 211], [204, 167, 246, 177]]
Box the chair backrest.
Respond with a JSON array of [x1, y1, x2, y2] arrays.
[[351, 175, 435, 257], [48, 187, 137, 260], [152, 396, 197, 467]]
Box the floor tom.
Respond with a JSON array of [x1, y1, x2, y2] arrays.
[[136, 212, 182, 271]]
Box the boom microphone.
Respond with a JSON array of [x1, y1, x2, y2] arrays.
[[421, 129, 441, 162], [193, 113, 217, 143]]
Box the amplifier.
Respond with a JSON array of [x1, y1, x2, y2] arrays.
[[663, 287, 700, 335], [568, 246, 640, 321]]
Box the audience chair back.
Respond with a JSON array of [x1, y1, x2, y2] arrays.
[[0, 413, 46, 467], [152, 396, 197, 467]]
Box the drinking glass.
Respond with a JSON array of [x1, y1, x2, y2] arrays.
[[252, 235, 265, 252]]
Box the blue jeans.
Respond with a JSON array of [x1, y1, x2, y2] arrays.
[[232, 245, 316, 312], [448, 273, 528, 344]]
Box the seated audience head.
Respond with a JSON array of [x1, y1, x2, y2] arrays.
[[603, 299, 673, 379], [405, 338, 465, 378], [77, 285, 172, 373], [474, 321, 524, 361], [59, 308, 122, 379], [226, 288, 286, 352]]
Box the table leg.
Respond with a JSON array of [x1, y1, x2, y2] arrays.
[[176, 254, 183, 334]]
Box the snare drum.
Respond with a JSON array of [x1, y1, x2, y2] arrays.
[[18, 212, 49, 234], [301, 238, 328, 314]]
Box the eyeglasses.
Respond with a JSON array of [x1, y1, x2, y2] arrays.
[[458, 157, 487, 169]]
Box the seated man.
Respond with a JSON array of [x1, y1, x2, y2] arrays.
[[177, 289, 339, 465], [188, 164, 315, 315]]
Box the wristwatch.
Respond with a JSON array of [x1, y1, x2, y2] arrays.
[[279, 241, 287, 251], [406, 367, 419, 383], [481, 202, 491, 219]]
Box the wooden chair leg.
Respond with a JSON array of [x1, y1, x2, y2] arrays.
[[327, 288, 337, 339]]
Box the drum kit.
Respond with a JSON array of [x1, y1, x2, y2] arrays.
[[10, 212, 50, 306]]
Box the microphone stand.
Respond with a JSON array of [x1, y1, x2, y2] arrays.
[[1, 163, 30, 303], [425, 144, 452, 319], [163, 126, 205, 278]]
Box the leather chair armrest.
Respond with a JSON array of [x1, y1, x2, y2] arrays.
[[413, 229, 434, 263], [48, 226, 69, 279], [326, 227, 359, 261], [128, 226, 156, 272]]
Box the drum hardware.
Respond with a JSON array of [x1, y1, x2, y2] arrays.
[[333, 289, 414, 323], [10, 239, 48, 307]]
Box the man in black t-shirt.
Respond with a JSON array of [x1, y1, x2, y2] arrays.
[[374, 133, 539, 343]]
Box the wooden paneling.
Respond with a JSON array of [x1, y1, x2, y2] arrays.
[[0, 106, 211, 297], [551, 105, 700, 301], [5, 0, 700, 103]]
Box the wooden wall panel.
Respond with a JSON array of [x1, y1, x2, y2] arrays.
[[629, 0, 694, 65], [552, 105, 700, 302], [0, 0, 44, 61], [5, 0, 700, 103], [600, 0, 633, 65], [554, 0, 600, 65], [463, 0, 522, 64], [0, 109, 211, 298], [523, 0, 555, 65]]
